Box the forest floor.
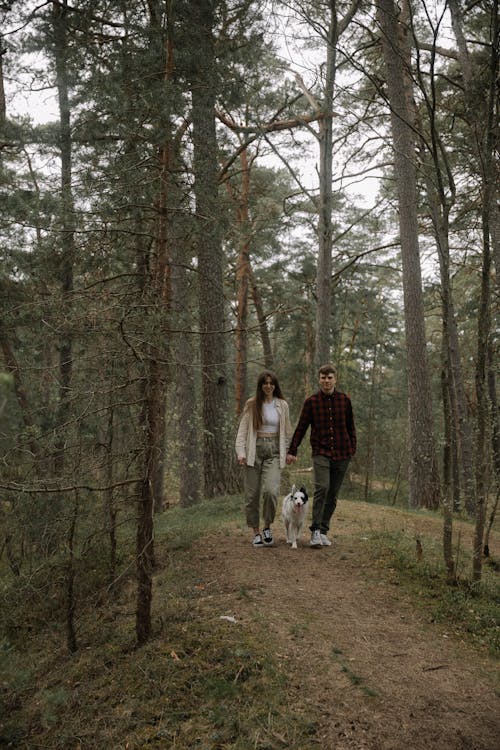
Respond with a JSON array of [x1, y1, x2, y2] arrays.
[[1, 495, 499, 749], [193, 500, 500, 750]]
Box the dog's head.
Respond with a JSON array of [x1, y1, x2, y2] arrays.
[[289, 484, 308, 509]]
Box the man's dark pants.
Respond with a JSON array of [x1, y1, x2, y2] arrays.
[[311, 455, 350, 533]]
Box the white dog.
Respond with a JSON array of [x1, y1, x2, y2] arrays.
[[282, 485, 309, 549]]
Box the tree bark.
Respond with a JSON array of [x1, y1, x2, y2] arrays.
[[0, 322, 39, 459], [188, 0, 229, 496], [422, 174, 474, 512], [135, 449, 155, 646], [448, 0, 498, 580], [136, 358, 164, 645], [296, 1, 361, 374], [102, 388, 117, 580], [231, 149, 251, 416], [483, 341, 500, 555], [65, 492, 78, 653], [475, 0, 498, 580], [169, 138, 201, 508], [377, 0, 441, 510], [314, 2, 336, 371], [52, 0, 75, 479], [0, 38, 5, 124], [249, 265, 273, 370], [472, 204, 492, 582], [172, 251, 202, 508], [135, 0, 175, 644], [441, 333, 457, 584], [364, 313, 381, 501], [149, 137, 170, 515], [411, 31, 474, 512]]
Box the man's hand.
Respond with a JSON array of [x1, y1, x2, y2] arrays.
[[286, 454, 297, 465], [237, 457, 246, 465]]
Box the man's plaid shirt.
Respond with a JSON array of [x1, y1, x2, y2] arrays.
[[288, 389, 356, 461]]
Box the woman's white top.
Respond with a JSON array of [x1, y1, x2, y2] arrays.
[[260, 401, 279, 433]]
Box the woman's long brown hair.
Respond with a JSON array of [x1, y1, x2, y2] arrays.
[[248, 370, 284, 431]]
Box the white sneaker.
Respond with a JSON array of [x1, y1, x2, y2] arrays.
[[310, 529, 322, 547], [320, 534, 332, 547]]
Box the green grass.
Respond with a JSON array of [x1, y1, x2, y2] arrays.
[[364, 528, 500, 658], [289, 622, 309, 638], [1, 493, 499, 748], [0, 495, 318, 749], [331, 646, 380, 698], [154, 492, 244, 545]]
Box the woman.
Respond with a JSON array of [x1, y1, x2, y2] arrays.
[[235, 371, 292, 547]]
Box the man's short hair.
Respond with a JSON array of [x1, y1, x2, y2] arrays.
[[318, 363, 337, 376]]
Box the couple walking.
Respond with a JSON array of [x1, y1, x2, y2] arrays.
[[235, 364, 356, 548]]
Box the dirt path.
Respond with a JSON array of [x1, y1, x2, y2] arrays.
[[194, 502, 500, 750]]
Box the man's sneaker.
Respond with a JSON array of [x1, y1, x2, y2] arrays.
[[252, 533, 264, 547], [320, 533, 332, 547], [310, 529, 322, 548], [262, 528, 274, 546]]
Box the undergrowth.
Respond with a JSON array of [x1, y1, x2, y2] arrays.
[[1, 494, 499, 748], [364, 527, 500, 658], [0, 495, 317, 749]]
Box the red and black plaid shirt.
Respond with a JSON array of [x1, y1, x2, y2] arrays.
[[288, 389, 356, 460]]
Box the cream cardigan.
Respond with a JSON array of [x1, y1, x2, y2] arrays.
[[235, 398, 293, 469]]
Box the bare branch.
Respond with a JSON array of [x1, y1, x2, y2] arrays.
[[416, 41, 458, 60], [0, 478, 141, 494], [216, 108, 326, 135]]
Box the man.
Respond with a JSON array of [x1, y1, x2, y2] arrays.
[[286, 364, 356, 547]]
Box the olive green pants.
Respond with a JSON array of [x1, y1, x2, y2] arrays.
[[244, 437, 280, 529]]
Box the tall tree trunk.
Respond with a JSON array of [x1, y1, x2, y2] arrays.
[[448, 0, 498, 580], [425, 192, 474, 512], [0, 35, 5, 123], [484, 341, 500, 555], [148, 0, 178, 514], [441, 331, 457, 584], [188, 0, 229, 496], [472, 207, 492, 582], [45, 0, 76, 570], [414, 61, 474, 512], [136, 0, 184, 641], [149, 135, 171, 515], [304, 311, 314, 397], [413, 3, 478, 518], [364, 314, 381, 501], [491, 178, 500, 297], [52, 0, 75, 479], [314, 3, 336, 370], [249, 265, 273, 369], [377, 0, 440, 510], [475, 0, 498, 580], [102, 389, 117, 581], [172, 248, 201, 508], [0, 323, 39, 459], [490, 183, 500, 536], [136, 355, 166, 644], [233, 149, 251, 416], [295, 1, 361, 378], [65, 491, 78, 653], [169, 134, 201, 508]]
